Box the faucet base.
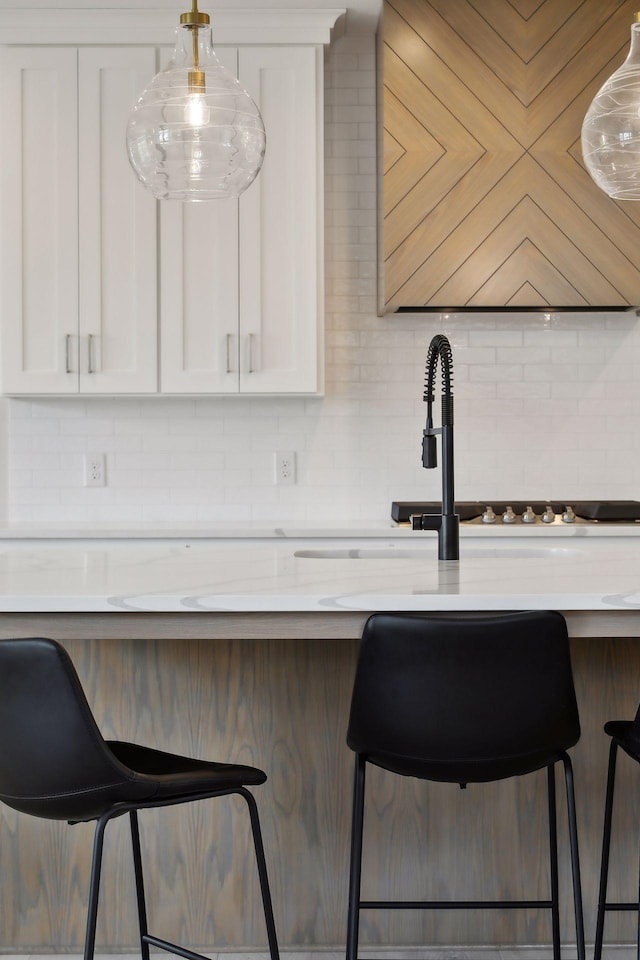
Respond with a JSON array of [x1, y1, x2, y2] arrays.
[[439, 513, 460, 561], [411, 512, 460, 560]]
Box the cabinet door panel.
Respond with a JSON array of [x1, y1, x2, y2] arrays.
[[239, 46, 321, 394], [0, 47, 78, 394], [160, 46, 240, 395], [78, 47, 158, 393]]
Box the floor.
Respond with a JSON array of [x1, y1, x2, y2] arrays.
[[1, 949, 632, 960]]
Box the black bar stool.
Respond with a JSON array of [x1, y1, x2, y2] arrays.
[[0, 637, 280, 960], [594, 706, 640, 960], [345, 610, 585, 960]]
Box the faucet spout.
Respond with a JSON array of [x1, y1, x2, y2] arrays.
[[412, 334, 460, 560]]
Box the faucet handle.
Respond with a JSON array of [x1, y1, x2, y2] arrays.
[[422, 431, 437, 468]]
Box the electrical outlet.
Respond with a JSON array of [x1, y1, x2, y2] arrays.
[[84, 454, 106, 487], [274, 451, 296, 485]]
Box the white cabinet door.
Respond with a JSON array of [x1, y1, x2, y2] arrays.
[[0, 47, 79, 394], [160, 47, 240, 394], [0, 45, 158, 396], [161, 45, 322, 396], [78, 47, 158, 394], [1, 42, 322, 397], [238, 46, 321, 395]]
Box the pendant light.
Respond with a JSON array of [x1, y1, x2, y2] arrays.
[[126, 0, 266, 201], [581, 13, 640, 200]]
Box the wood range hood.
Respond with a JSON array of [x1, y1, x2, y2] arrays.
[[378, 0, 640, 314]]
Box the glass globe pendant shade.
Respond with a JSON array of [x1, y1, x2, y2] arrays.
[[581, 17, 640, 200], [126, 8, 266, 201]]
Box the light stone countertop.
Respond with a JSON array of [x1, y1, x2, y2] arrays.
[[0, 530, 639, 613], [0, 518, 639, 539]]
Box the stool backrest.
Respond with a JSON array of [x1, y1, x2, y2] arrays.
[[0, 637, 138, 820], [347, 611, 579, 782]]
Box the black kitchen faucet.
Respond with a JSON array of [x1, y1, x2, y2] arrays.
[[411, 334, 460, 560]]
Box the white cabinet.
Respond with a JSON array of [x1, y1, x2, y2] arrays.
[[0, 8, 337, 397], [0, 46, 158, 395], [160, 45, 322, 395]]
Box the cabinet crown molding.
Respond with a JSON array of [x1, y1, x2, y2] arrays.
[[0, 8, 345, 44]]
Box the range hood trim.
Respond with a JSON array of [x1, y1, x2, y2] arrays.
[[393, 306, 639, 314]]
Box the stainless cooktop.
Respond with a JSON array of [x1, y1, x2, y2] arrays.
[[391, 501, 640, 526]]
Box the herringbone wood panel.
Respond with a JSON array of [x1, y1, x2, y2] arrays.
[[381, 0, 640, 310]]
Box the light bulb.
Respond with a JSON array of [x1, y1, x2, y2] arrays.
[[186, 92, 210, 128], [582, 17, 640, 200], [126, 10, 265, 202]]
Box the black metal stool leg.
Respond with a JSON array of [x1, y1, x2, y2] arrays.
[[346, 753, 366, 960], [562, 752, 585, 960], [84, 812, 110, 960], [547, 763, 561, 960], [637, 836, 640, 960], [595, 740, 618, 960], [130, 810, 151, 960], [238, 787, 280, 960]]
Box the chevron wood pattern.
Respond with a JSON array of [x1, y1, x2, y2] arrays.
[[381, 0, 640, 311]]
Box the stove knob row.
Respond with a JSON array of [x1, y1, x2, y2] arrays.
[[479, 504, 577, 524]]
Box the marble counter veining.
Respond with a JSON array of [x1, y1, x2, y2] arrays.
[[1, 533, 640, 613]]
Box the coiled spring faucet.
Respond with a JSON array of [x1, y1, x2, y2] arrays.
[[411, 334, 460, 560]]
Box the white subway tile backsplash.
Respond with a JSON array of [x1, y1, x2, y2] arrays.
[[496, 382, 551, 399], [470, 364, 523, 382], [5, 33, 640, 524]]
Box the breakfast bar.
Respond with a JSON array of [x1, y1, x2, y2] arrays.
[[0, 526, 639, 634], [2, 528, 640, 954]]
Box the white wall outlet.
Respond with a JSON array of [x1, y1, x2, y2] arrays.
[[274, 451, 296, 485], [84, 454, 106, 487]]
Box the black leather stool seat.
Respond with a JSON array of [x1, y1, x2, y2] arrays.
[[345, 611, 585, 960], [0, 637, 279, 960], [601, 719, 640, 761], [109, 740, 267, 786], [2, 736, 268, 823]]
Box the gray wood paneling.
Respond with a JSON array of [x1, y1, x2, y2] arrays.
[[0, 634, 639, 950]]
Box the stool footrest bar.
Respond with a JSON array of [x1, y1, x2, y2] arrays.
[[601, 903, 640, 912], [143, 934, 210, 960], [359, 900, 553, 910]]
